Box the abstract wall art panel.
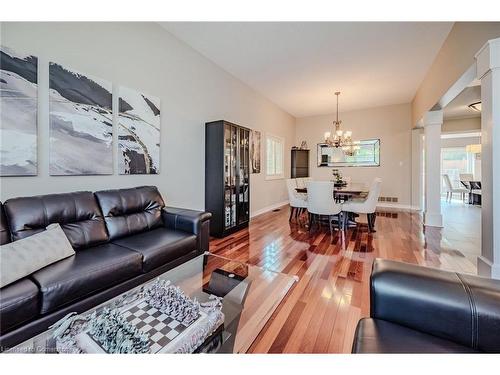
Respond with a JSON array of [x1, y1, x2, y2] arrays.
[[49, 62, 113, 175], [118, 86, 160, 174], [0, 46, 38, 176], [250, 130, 261, 174]]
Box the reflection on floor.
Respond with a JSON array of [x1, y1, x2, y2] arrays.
[[209, 204, 477, 353], [441, 197, 481, 265]]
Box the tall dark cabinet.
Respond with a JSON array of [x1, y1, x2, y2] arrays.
[[291, 149, 310, 178], [205, 120, 250, 237]]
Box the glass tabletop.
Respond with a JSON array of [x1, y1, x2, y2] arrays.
[[8, 252, 298, 354]]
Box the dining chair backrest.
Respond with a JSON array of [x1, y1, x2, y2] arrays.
[[443, 174, 453, 190], [296, 177, 312, 189], [306, 181, 341, 216], [459, 173, 474, 182], [286, 178, 305, 207], [286, 178, 297, 199], [364, 178, 383, 213]]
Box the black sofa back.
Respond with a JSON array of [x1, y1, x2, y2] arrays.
[[0, 203, 10, 245], [95, 186, 165, 240], [3, 191, 108, 250]]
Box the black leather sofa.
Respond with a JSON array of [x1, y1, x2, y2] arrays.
[[352, 259, 500, 353], [0, 186, 211, 350]]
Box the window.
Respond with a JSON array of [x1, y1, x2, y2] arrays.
[[440, 147, 474, 193], [266, 134, 284, 179]]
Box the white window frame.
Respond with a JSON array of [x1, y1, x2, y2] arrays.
[[265, 133, 285, 180]]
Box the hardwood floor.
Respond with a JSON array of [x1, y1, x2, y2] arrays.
[[441, 198, 481, 264], [209, 205, 478, 353]]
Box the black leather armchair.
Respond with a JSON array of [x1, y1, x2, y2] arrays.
[[352, 259, 500, 353]]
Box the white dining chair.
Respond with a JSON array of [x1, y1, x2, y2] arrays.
[[286, 178, 308, 222], [443, 174, 468, 202], [342, 178, 382, 232], [306, 181, 342, 234], [296, 177, 312, 189]]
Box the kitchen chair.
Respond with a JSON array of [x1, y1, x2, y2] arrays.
[[443, 174, 468, 202], [459, 173, 474, 182]]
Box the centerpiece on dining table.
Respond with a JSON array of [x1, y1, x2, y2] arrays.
[[332, 169, 347, 187]]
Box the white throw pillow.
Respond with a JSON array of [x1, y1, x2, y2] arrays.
[[0, 223, 75, 288]]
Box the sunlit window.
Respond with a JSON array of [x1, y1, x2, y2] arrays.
[[441, 147, 475, 192], [266, 135, 284, 179]]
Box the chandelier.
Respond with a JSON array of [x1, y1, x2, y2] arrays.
[[324, 91, 359, 156]]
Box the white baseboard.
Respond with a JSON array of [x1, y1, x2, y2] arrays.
[[250, 200, 289, 218], [376, 203, 420, 211]]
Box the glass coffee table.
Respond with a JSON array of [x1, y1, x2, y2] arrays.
[[8, 252, 297, 354]]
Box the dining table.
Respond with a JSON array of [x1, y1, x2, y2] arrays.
[[295, 182, 369, 200], [295, 182, 369, 229]]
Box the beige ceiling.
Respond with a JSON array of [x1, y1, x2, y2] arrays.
[[161, 22, 453, 118], [444, 85, 481, 120]]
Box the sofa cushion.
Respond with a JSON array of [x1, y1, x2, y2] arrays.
[[31, 243, 142, 314], [0, 278, 39, 334], [95, 186, 165, 240], [112, 227, 197, 272], [0, 202, 10, 245], [352, 318, 478, 353], [1, 224, 75, 288], [4, 191, 108, 250]]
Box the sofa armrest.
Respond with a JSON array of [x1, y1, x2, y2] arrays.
[[161, 207, 212, 253], [370, 259, 500, 352]]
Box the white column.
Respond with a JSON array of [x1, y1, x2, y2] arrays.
[[476, 38, 500, 279], [423, 110, 443, 228], [411, 126, 424, 211]]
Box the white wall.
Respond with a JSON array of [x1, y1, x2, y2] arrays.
[[441, 136, 480, 148], [442, 116, 481, 133], [295, 103, 412, 207], [411, 22, 500, 125], [0, 22, 295, 214]]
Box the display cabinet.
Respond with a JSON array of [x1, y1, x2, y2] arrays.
[[205, 120, 250, 237]]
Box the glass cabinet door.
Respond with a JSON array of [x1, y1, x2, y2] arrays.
[[238, 128, 250, 224], [224, 124, 237, 229]]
